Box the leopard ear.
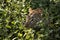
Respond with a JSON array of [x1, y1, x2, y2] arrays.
[[39, 9, 42, 13], [29, 8, 33, 13], [37, 8, 42, 14]]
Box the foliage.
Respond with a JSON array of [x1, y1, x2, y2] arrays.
[[0, 0, 60, 40]]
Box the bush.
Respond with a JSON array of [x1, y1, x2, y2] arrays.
[[0, 0, 60, 40]]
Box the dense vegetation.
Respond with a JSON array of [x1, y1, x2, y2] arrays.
[[0, 0, 60, 40]]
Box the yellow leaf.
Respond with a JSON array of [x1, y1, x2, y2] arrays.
[[26, 35, 30, 39], [6, 25, 11, 29], [18, 33, 22, 37], [6, 0, 11, 2]]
